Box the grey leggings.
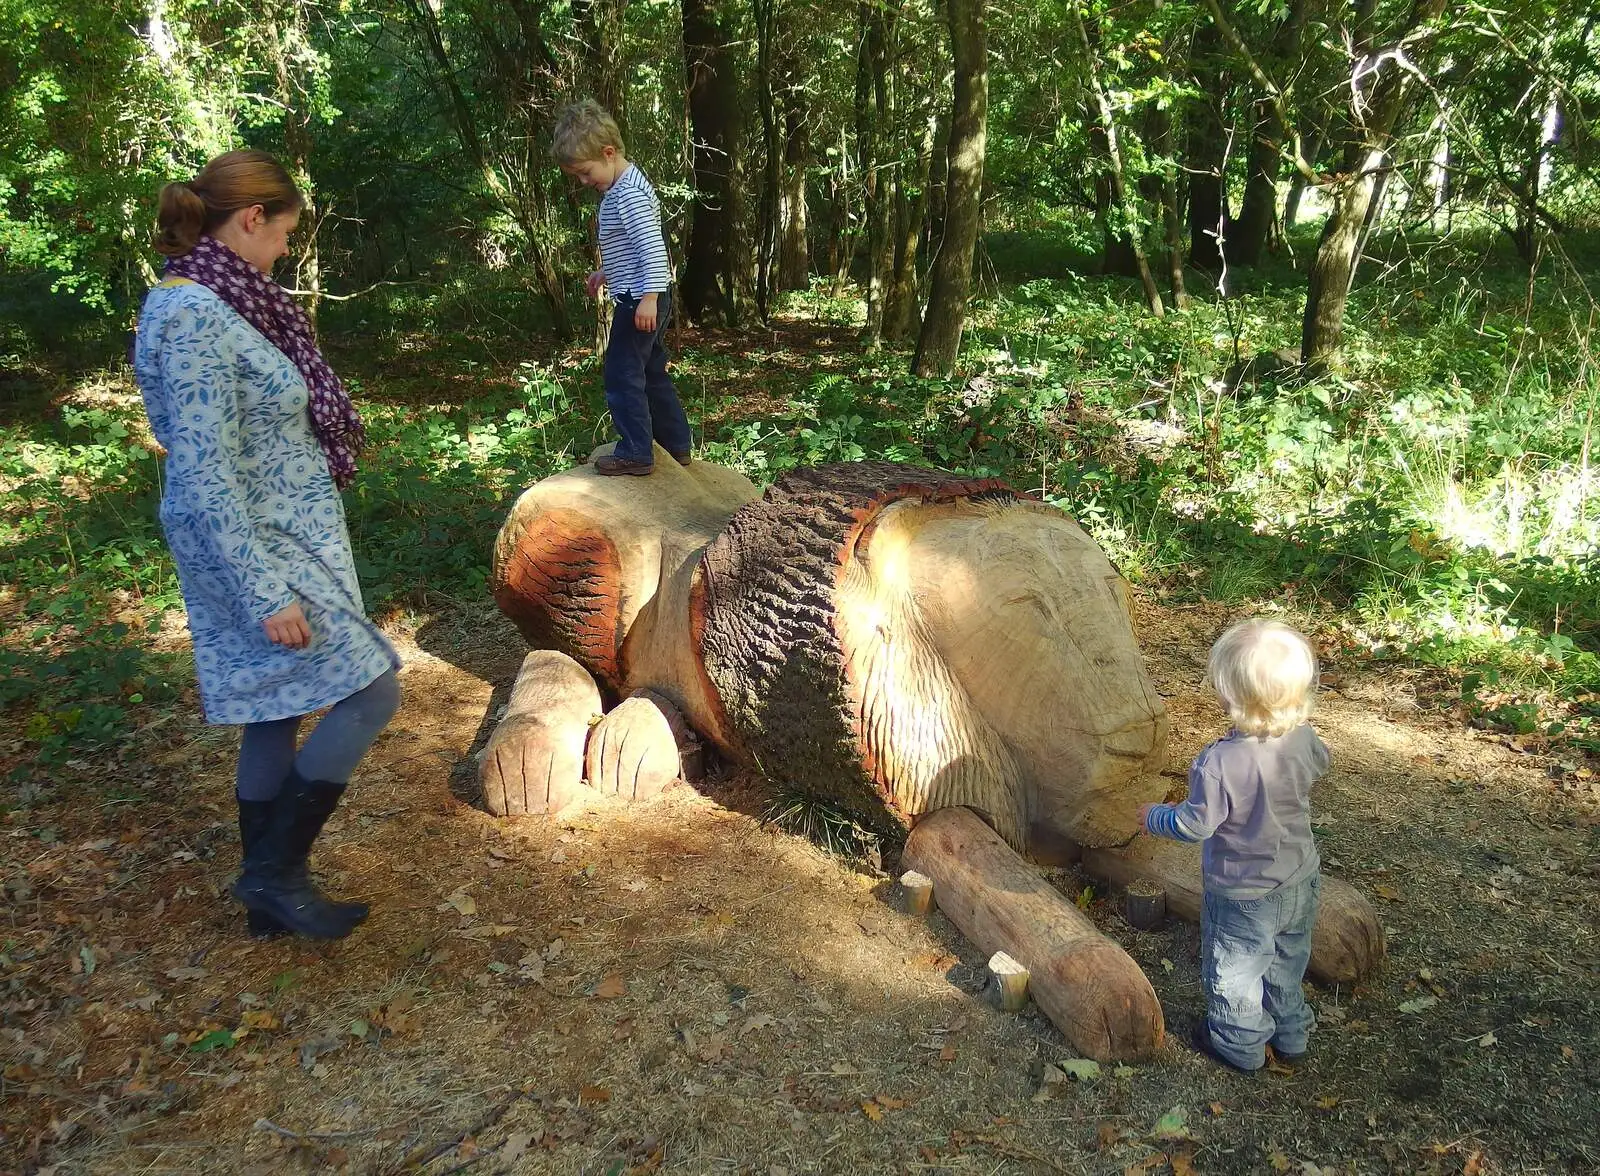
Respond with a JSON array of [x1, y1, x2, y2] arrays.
[[235, 670, 401, 801]]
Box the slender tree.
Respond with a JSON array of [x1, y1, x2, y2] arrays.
[[912, 0, 987, 376]]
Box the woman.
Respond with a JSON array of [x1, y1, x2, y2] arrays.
[[132, 151, 400, 941]]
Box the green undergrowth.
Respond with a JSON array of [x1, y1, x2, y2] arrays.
[[5, 229, 1600, 795]]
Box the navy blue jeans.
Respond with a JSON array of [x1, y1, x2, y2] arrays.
[[1201, 872, 1321, 1068], [604, 291, 692, 464]]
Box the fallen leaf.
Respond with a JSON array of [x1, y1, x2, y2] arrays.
[[938, 1042, 957, 1062], [860, 1100, 883, 1122], [440, 891, 477, 917], [875, 1095, 907, 1110], [1374, 884, 1402, 901], [1096, 1121, 1126, 1150], [1170, 1149, 1199, 1176], [165, 966, 208, 982], [1268, 1150, 1293, 1173], [240, 1010, 279, 1032], [492, 1127, 533, 1163], [593, 973, 627, 999], [1151, 1106, 1192, 1141], [1398, 995, 1439, 1014], [543, 938, 565, 962], [1477, 1031, 1497, 1048], [1313, 1094, 1339, 1110], [579, 1084, 611, 1104], [1160, 958, 1175, 973], [1207, 1102, 1226, 1117], [1561, 1045, 1575, 1060], [624, 879, 648, 892], [739, 1013, 777, 1037], [1462, 1151, 1485, 1176], [549, 848, 568, 864], [1059, 1058, 1101, 1082], [1123, 1155, 1165, 1176]]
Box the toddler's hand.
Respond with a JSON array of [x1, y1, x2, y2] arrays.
[[1137, 802, 1156, 828], [586, 271, 605, 298], [264, 602, 311, 650]]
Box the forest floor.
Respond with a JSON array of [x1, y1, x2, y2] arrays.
[[3, 584, 1597, 1176], [5, 306, 1600, 1176]]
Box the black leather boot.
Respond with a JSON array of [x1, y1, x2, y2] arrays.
[[282, 773, 369, 927], [231, 776, 362, 940]]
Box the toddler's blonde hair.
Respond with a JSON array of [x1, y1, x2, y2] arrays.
[[553, 99, 624, 165], [1207, 619, 1318, 738]]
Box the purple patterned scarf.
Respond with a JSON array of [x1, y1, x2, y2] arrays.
[[165, 236, 364, 489]]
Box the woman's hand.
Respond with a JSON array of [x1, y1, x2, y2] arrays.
[[586, 271, 606, 298], [264, 602, 312, 649], [634, 293, 659, 331]]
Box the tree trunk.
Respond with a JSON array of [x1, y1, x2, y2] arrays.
[[681, 0, 743, 326], [753, 0, 781, 319], [1072, 1, 1163, 316], [1230, 100, 1280, 266], [884, 98, 939, 338], [777, 96, 811, 290], [858, 0, 899, 345], [1300, 0, 1446, 368], [912, 0, 988, 377], [1283, 124, 1323, 228], [573, 0, 628, 134]]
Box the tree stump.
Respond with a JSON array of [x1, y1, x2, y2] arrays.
[[986, 951, 1031, 1013], [905, 807, 1164, 1060], [1080, 834, 1386, 984], [480, 650, 602, 817], [1123, 879, 1167, 931], [899, 869, 934, 915]]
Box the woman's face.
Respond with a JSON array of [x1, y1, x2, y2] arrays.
[[224, 205, 301, 273]]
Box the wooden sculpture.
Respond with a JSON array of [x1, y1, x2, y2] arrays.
[[485, 447, 1385, 1058]]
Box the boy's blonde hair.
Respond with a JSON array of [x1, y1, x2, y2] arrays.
[[553, 99, 625, 165], [1208, 619, 1318, 738]]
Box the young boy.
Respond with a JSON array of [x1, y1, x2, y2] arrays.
[[553, 99, 693, 476], [1139, 619, 1328, 1074]]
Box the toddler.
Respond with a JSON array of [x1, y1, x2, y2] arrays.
[[1140, 619, 1327, 1073]]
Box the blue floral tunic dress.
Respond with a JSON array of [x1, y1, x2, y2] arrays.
[[133, 279, 399, 725]]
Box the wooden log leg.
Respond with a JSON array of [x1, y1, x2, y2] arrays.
[[987, 951, 1030, 1013], [480, 650, 603, 817], [904, 807, 1164, 1061], [1079, 834, 1386, 985]]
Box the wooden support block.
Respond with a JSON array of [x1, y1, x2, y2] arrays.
[[904, 807, 1164, 1061], [987, 951, 1030, 1012], [1123, 879, 1167, 930], [899, 869, 934, 915]]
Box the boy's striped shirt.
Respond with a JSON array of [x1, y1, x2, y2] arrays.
[[598, 164, 672, 299]]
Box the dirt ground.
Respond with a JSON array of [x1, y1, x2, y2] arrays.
[[2, 593, 1597, 1176]]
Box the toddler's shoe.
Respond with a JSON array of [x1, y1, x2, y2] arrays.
[[1268, 1043, 1306, 1065], [595, 454, 654, 476], [1191, 1022, 1262, 1075], [670, 451, 692, 466]]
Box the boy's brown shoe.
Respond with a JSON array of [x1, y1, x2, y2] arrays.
[[595, 454, 654, 476], [670, 451, 692, 466]]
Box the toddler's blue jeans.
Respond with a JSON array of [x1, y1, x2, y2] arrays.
[[604, 291, 692, 465], [1202, 872, 1321, 1069]]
